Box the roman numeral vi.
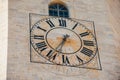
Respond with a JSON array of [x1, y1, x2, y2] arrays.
[[62, 55, 70, 65]]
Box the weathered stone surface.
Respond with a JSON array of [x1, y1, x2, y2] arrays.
[[6, 0, 120, 80]]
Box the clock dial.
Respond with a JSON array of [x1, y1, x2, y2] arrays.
[[30, 17, 97, 66], [46, 27, 82, 54]]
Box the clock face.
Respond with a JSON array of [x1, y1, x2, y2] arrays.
[[30, 17, 97, 67]]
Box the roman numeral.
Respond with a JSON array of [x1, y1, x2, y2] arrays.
[[72, 23, 78, 30], [40, 47, 47, 52], [46, 20, 55, 28], [80, 32, 89, 37], [34, 35, 44, 40], [83, 40, 94, 46], [59, 19, 66, 27], [76, 55, 83, 63], [46, 50, 57, 60], [36, 41, 47, 50], [62, 55, 70, 65], [35, 24, 46, 32], [80, 47, 93, 57]]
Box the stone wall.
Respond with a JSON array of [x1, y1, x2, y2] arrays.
[[7, 0, 120, 80]]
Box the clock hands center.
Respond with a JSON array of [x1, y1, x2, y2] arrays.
[[47, 34, 70, 60], [55, 34, 70, 53]]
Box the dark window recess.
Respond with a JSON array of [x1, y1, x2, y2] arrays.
[[49, 4, 69, 18]]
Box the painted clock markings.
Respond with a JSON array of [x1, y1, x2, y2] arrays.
[[33, 35, 44, 40], [30, 17, 97, 66], [80, 32, 89, 37], [62, 55, 70, 65], [59, 18, 67, 27], [76, 55, 83, 63], [46, 20, 55, 28], [83, 40, 94, 46], [36, 41, 47, 51], [80, 47, 93, 57], [72, 23, 78, 30], [46, 50, 57, 61], [35, 23, 47, 32]]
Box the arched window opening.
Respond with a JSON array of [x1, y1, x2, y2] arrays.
[[49, 3, 69, 18]]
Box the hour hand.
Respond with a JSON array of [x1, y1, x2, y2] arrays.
[[63, 34, 70, 41]]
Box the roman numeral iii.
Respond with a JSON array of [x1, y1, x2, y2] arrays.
[[83, 40, 94, 46]]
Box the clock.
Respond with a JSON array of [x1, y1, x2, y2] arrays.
[[30, 16, 97, 67]]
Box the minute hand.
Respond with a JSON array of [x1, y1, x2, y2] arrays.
[[56, 35, 69, 53]]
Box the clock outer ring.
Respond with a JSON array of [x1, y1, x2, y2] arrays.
[[30, 17, 98, 66]]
